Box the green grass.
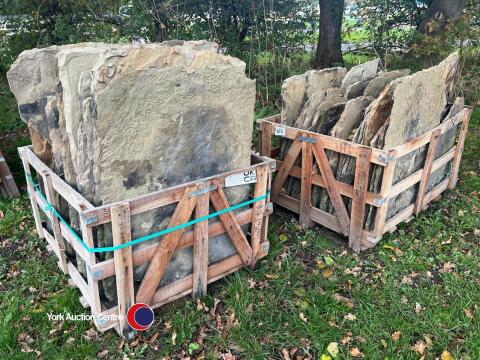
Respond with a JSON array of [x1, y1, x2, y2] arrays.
[[1, 78, 479, 358]]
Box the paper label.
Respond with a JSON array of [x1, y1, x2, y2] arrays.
[[274, 126, 286, 136], [225, 170, 257, 187]]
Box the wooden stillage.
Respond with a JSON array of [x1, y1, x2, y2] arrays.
[[18, 145, 275, 337], [257, 108, 472, 252]]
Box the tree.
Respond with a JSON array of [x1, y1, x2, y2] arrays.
[[313, 0, 345, 69], [418, 0, 466, 34]]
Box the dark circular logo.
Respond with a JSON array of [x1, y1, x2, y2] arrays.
[[127, 303, 154, 331]]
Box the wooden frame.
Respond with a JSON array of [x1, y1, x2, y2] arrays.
[[0, 149, 20, 198], [18, 145, 275, 337], [257, 107, 472, 252]]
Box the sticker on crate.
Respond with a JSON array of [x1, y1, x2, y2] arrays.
[[225, 170, 257, 187], [274, 126, 286, 136]]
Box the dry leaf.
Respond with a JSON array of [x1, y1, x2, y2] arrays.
[[441, 350, 454, 360], [327, 342, 339, 358], [391, 331, 401, 342], [97, 350, 109, 358], [349, 347, 364, 358], [344, 313, 356, 321], [332, 293, 354, 308]]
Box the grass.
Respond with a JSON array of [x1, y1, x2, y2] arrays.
[[0, 79, 479, 358]]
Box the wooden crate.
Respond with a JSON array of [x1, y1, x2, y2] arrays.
[[257, 107, 472, 252], [0, 149, 20, 198], [18, 145, 275, 337]]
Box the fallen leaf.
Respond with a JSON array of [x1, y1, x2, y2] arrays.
[[349, 347, 364, 358], [97, 350, 108, 358], [441, 350, 454, 360], [322, 269, 333, 278], [327, 342, 339, 358], [391, 331, 401, 342], [344, 313, 356, 321], [299, 312, 308, 323], [332, 293, 354, 308]]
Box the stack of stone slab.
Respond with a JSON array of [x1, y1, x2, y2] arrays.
[[8, 41, 256, 302], [279, 53, 461, 230]]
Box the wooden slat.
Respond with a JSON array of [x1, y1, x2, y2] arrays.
[[42, 173, 69, 274], [260, 121, 272, 157], [372, 150, 397, 240], [449, 109, 471, 189], [19, 148, 44, 238], [414, 129, 441, 215], [258, 120, 389, 165], [82, 155, 275, 226], [250, 165, 269, 267], [386, 146, 456, 198], [282, 162, 384, 207], [136, 186, 198, 305], [391, 109, 466, 157], [312, 140, 350, 236], [21, 147, 94, 211], [192, 182, 209, 298], [271, 139, 302, 199], [299, 140, 313, 228], [210, 183, 253, 266], [88, 209, 258, 281], [349, 148, 372, 252], [111, 203, 135, 337], [0, 150, 20, 198]]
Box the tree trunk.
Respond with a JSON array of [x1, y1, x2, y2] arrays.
[[313, 0, 345, 69], [418, 0, 466, 34]]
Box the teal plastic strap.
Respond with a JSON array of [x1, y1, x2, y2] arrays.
[[25, 173, 269, 253]]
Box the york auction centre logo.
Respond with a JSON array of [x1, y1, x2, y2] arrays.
[[127, 303, 155, 330]]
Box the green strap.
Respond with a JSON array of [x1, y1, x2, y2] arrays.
[[25, 173, 269, 253]]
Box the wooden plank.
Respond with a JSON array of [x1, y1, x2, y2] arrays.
[[349, 147, 372, 252], [250, 165, 269, 267], [282, 162, 384, 207], [42, 173, 69, 274], [136, 186, 198, 305], [209, 183, 253, 266], [271, 139, 302, 199], [193, 182, 209, 298], [80, 218, 103, 325], [88, 209, 258, 281], [111, 203, 135, 337], [414, 129, 441, 215], [299, 140, 313, 229], [258, 120, 389, 165], [372, 150, 397, 239], [391, 109, 466, 157], [449, 109, 471, 189], [260, 121, 272, 157], [21, 147, 94, 211], [312, 140, 350, 236], [19, 148, 44, 239], [82, 155, 276, 226], [386, 146, 456, 198], [0, 150, 20, 198], [384, 178, 449, 233]]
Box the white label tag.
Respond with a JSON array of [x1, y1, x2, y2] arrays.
[[225, 170, 257, 187], [274, 126, 286, 136]]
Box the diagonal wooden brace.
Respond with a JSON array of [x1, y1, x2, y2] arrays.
[[271, 139, 302, 199], [312, 140, 351, 236], [135, 186, 198, 305], [210, 181, 253, 266]]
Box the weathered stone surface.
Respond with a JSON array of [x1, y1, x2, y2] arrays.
[[341, 59, 379, 91], [344, 80, 370, 99], [9, 41, 256, 301], [363, 69, 410, 98]]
